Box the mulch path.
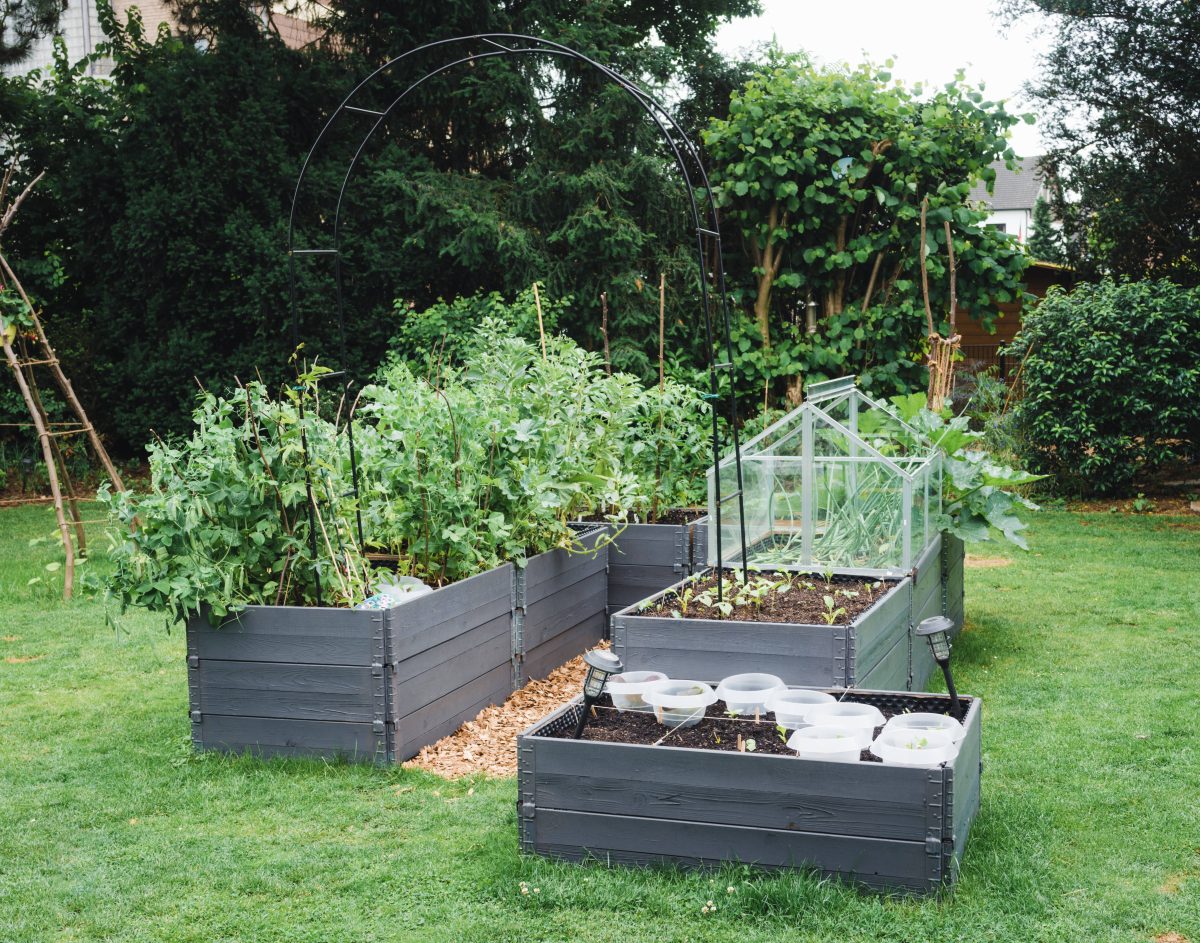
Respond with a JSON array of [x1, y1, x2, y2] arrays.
[[641, 570, 894, 625], [403, 648, 597, 779]]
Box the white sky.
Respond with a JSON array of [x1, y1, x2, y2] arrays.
[[715, 0, 1052, 156]]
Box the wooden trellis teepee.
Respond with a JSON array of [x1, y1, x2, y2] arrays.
[[0, 163, 125, 599]]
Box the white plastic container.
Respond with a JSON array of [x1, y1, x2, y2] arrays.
[[605, 671, 669, 713], [642, 680, 718, 729], [765, 689, 836, 730], [787, 725, 862, 763], [869, 727, 956, 767], [883, 712, 965, 747], [802, 702, 885, 748], [715, 673, 786, 715]]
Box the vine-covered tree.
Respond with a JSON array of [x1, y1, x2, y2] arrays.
[[1002, 0, 1200, 283], [704, 55, 1030, 402]]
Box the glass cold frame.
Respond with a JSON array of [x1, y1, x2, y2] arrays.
[[707, 377, 941, 578]]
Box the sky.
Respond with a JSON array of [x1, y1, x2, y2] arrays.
[[715, 0, 1052, 157]]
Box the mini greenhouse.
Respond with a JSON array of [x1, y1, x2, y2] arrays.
[[708, 377, 941, 578]]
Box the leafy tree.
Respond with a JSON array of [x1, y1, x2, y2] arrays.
[[1002, 0, 1200, 283], [704, 55, 1030, 403], [0, 0, 63, 66], [0, 0, 761, 452], [1026, 195, 1064, 263]]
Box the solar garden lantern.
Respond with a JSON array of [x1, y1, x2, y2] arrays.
[[573, 649, 624, 739], [917, 616, 964, 721]]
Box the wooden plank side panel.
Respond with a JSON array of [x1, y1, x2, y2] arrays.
[[950, 699, 983, 851], [523, 571, 607, 650], [851, 578, 912, 675], [607, 523, 688, 569], [194, 714, 378, 761], [529, 810, 932, 894], [394, 663, 511, 761], [531, 737, 931, 840], [196, 661, 376, 722], [612, 614, 843, 686], [856, 632, 910, 693], [944, 537, 965, 635], [189, 608, 378, 666], [390, 613, 512, 716], [523, 613, 606, 682], [911, 558, 945, 693], [389, 564, 513, 662], [607, 564, 685, 613], [524, 531, 608, 601]]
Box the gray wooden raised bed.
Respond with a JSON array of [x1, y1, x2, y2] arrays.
[[610, 571, 914, 690], [187, 527, 610, 764], [518, 526, 608, 684], [517, 688, 982, 895], [604, 514, 706, 617], [911, 533, 965, 692]]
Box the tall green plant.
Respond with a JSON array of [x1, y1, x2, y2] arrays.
[[100, 379, 369, 623]]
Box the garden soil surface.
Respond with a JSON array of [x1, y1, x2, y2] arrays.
[[542, 694, 904, 762], [642, 570, 895, 624]]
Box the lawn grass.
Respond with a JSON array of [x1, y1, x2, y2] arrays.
[[1, 502, 1198, 943]]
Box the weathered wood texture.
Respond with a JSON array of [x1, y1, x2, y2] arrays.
[[611, 574, 910, 688], [519, 528, 609, 685], [187, 529, 612, 765], [187, 606, 390, 763], [518, 688, 983, 895], [390, 564, 516, 760], [910, 534, 945, 692], [943, 533, 965, 634], [604, 519, 701, 615]]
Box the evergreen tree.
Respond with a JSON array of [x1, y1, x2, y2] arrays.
[[1026, 196, 1063, 264]]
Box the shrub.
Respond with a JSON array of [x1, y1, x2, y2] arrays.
[[1008, 279, 1200, 496]]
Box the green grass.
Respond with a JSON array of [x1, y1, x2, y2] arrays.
[[1, 503, 1198, 943]]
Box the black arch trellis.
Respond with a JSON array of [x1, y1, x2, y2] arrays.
[[287, 33, 749, 603]]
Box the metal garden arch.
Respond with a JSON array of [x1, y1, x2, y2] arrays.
[[286, 33, 749, 600]]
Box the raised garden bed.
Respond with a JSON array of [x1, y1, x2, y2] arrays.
[[188, 528, 609, 763], [517, 687, 982, 895], [611, 569, 913, 690], [602, 511, 706, 617]]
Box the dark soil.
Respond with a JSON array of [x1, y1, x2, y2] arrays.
[[578, 508, 704, 526], [641, 570, 895, 625], [543, 694, 904, 761]]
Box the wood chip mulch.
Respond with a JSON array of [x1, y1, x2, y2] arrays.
[[402, 646, 601, 779]]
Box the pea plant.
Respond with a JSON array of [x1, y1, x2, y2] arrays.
[[100, 376, 370, 623]]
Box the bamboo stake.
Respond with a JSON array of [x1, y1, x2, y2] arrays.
[[532, 282, 547, 363], [24, 348, 85, 552], [599, 291, 612, 376]]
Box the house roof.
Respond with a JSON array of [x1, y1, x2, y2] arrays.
[[968, 156, 1046, 211]]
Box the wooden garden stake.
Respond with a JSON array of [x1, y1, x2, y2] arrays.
[[532, 282, 547, 363], [600, 291, 612, 376]]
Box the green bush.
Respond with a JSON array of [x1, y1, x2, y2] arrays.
[[1008, 279, 1200, 496]]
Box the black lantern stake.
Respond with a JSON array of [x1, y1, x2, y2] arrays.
[[573, 649, 624, 739], [916, 616, 965, 721]]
